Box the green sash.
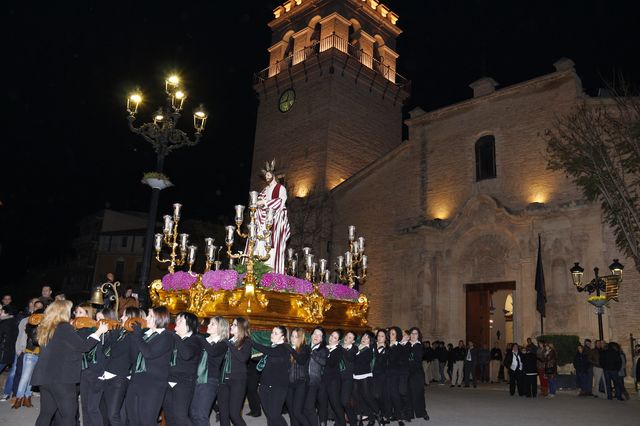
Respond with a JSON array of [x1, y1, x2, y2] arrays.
[[132, 332, 158, 374], [81, 329, 99, 370], [196, 349, 209, 384], [104, 329, 127, 358]]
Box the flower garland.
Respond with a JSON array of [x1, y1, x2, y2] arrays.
[[162, 271, 197, 290], [202, 270, 239, 291]]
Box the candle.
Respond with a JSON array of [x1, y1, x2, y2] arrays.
[[362, 254, 368, 269], [163, 215, 172, 233], [348, 225, 356, 242], [225, 226, 235, 245], [173, 203, 182, 221], [214, 260, 222, 271], [311, 262, 317, 277], [345, 251, 353, 267], [305, 254, 314, 269], [179, 233, 189, 251], [287, 248, 294, 261], [154, 233, 163, 251], [302, 247, 311, 256], [358, 236, 365, 253], [248, 223, 257, 240], [266, 208, 274, 226], [206, 244, 215, 260], [319, 258, 327, 274], [351, 241, 360, 254], [248, 191, 259, 207], [228, 258, 235, 269], [187, 245, 197, 264], [204, 237, 214, 248], [290, 259, 297, 275], [234, 205, 245, 223], [323, 270, 330, 283], [337, 255, 344, 270]]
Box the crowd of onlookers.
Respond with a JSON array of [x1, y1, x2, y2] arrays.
[[419, 337, 639, 401]]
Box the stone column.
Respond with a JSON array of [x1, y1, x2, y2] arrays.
[[268, 40, 288, 77], [378, 45, 399, 83], [292, 27, 313, 65], [358, 31, 376, 69]]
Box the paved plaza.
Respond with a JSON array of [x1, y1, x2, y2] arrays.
[[0, 377, 638, 426]]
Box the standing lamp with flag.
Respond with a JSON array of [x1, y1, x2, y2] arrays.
[[534, 234, 547, 335]]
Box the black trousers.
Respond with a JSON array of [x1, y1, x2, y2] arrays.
[[508, 369, 524, 396], [125, 378, 167, 426], [524, 374, 537, 397], [190, 380, 219, 426], [324, 377, 345, 426], [386, 374, 409, 421], [287, 381, 309, 426], [163, 380, 195, 426], [354, 377, 379, 417], [246, 359, 262, 414], [102, 377, 128, 426], [303, 383, 327, 426], [36, 383, 78, 426], [340, 377, 357, 425], [80, 370, 104, 426], [372, 375, 390, 419], [407, 371, 426, 419], [218, 377, 247, 426], [463, 361, 477, 386], [258, 383, 288, 426]]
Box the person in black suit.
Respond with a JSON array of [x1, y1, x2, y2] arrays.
[[387, 326, 410, 424], [372, 329, 390, 425], [286, 327, 310, 426], [252, 325, 291, 426], [125, 306, 173, 426], [32, 300, 109, 426], [163, 311, 201, 426], [521, 346, 538, 397], [100, 307, 141, 426], [191, 316, 229, 426], [304, 327, 328, 426], [503, 343, 524, 396], [463, 341, 478, 388], [323, 330, 346, 426], [340, 331, 358, 426], [407, 327, 429, 421], [353, 331, 378, 426], [218, 317, 252, 426]]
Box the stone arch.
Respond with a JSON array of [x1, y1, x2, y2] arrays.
[[348, 18, 362, 45], [308, 15, 322, 43], [282, 30, 295, 57]]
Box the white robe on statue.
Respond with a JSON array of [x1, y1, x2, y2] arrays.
[[254, 181, 290, 274]]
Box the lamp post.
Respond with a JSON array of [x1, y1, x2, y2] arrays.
[[127, 75, 207, 307], [569, 259, 624, 341]]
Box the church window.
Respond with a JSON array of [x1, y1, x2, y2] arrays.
[[475, 135, 496, 181]]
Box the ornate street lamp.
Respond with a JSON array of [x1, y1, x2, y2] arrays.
[[126, 74, 207, 307], [569, 259, 624, 340]]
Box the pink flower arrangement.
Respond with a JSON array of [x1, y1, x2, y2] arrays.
[[318, 282, 360, 301], [162, 271, 197, 290], [202, 270, 240, 291]]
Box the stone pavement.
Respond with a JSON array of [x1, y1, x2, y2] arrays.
[[0, 380, 638, 425]]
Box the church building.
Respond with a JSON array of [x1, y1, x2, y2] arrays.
[[250, 0, 640, 350]]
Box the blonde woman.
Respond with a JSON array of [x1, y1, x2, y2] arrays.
[[31, 300, 108, 426]]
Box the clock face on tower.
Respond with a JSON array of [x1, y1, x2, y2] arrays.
[[278, 89, 295, 113]]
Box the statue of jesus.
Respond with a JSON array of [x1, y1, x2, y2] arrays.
[[254, 160, 290, 274]]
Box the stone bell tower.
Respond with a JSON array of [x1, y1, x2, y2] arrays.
[[250, 0, 410, 255]]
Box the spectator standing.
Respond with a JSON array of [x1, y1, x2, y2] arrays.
[[573, 344, 590, 396], [602, 342, 624, 401], [590, 340, 607, 398], [545, 342, 558, 399], [582, 339, 594, 396], [477, 344, 490, 383], [38, 286, 54, 307], [422, 341, 435, 384], [117, 286, 139, 318], [450, 341, 465, 387], [0, 305, 18, 373], [618, 348, 630, 400], [463, 341, 478, 388], [536, 341, 549, 397], [504, 343, 524, 396], [489, 342, 502, 384], [435, 341, 447, 384], [2, 294, 12, 307], [521, 346, 538, 398], [445, 343, 454, 384]]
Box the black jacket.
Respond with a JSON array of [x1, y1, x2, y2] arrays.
[[253, 342, 290, 387], [103, 329, 133, 377], [308, 344, 328, 386], [490, 347, 503, 361], [323, 345, 344, 382], [573, 351, 589, 374], [408, 342, 425, 374], [354, 345, 374, 376], [521, 352, 537, 374], [387, 343, 409, 376], [464, 347, 478, 365], [503, 350, 523, 371], [289, 344, 310, 384], [130, 329, 174, 383], [199, 336, 228, 382], [78, 327, 107, 375], [0, 316, 18, 364], [435, 346, 448, 363], [373, 345, 388, 377], [340, 345, 357, 380], [222, 338, 252, 381], [602, 348, 622, 371], [452, 346, 466, 362], [168, 333, 201, 383], [422, 346, 436, 362], [31, 323, 100, 385]]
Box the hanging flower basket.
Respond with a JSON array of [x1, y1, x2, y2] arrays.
[[587, 295, 608, 308], [142, 172, 173, 190]]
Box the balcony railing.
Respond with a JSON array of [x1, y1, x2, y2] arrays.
[[254, 33, 409, 87]]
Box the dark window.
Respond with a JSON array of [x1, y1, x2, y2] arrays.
[[115, 260, 125, 282], [475, 135, 496, 181], [121, 236, 128, 248]]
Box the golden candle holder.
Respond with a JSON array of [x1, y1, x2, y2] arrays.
[[336, 226, 368, 289]]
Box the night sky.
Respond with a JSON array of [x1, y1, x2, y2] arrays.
[[2, 0, 639, 292]]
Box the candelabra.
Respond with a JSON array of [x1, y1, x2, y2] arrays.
[[335, 226, 368, 289], [225, 191, 274, 312], [90, 281, 121, 316], [292, 247, 332, 323]]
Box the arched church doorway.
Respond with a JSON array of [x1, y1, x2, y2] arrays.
[[465, 282, 516, 350]]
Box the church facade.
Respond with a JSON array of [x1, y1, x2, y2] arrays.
[[250, 0, 640, 351]]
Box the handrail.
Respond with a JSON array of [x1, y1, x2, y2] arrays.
[[254, 33, 408, 87]]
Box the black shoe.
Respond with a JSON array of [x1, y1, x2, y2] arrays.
[[424, 414, 430, 421], [449, 385, 454, 388], [246, 411, 261, 417], [457, 385, 461, 387]]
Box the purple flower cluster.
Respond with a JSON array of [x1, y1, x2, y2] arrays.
[[202, 270, 240, 291], [318, 283, 360, 301], [259, 273, 313, 294], [162, 271, 197, 290], [258, 273, 360, 301]]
